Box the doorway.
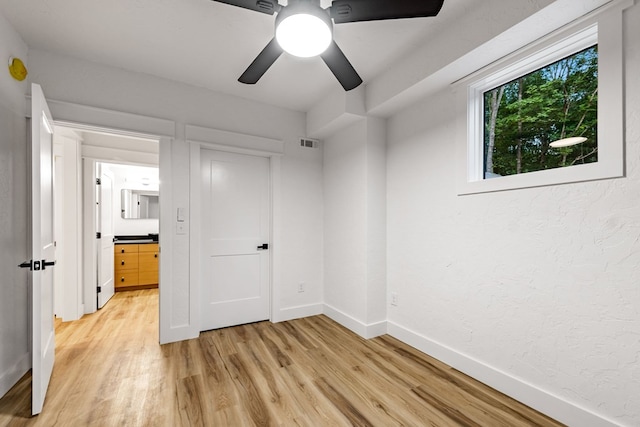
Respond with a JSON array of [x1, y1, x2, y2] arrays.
[[52, 125, 160, 320]]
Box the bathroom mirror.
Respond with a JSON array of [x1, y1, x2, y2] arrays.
[[121, 189, 159, 219]]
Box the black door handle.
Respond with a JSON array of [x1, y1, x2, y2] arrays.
[[257, 243, 269, 250], [42, 260, 56, 270], [18, 260, 33, 270]]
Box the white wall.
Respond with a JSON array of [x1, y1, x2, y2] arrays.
[[385, 3, 640, 427], [26, 48, 324, 343], [323, 117, 387, 338], [53, 132, 84, 322], [324, 121, 368, 323], [0, 11, 30, 398]]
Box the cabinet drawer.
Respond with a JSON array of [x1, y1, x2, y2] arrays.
[[139, 270, 158, 285], [139, 243, 159, 253], [114, 253, 138, 270], [115, 244, 139, 255], [115, 271, 139, 288]]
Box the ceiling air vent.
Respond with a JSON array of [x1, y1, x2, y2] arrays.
[[300, 138, 319, 148]]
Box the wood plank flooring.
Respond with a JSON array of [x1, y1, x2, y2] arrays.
[[0, 290, 564, 426]]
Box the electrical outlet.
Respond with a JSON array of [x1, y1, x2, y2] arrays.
[[298, 282, 305, 293], [390, 292, 398, 306]]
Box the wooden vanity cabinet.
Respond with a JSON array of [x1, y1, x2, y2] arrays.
[[114, 243, 159, 291], [138, 244, 159, 285]]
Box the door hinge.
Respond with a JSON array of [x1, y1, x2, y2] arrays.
[[96, 178, 101, 185], [96, 232, 101, 239], [97, 286, 102, 293]]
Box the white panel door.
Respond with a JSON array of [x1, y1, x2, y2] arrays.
[[97, 166, 115, 308], [30, 83, 56, 415], [200, 149, 270, 330]]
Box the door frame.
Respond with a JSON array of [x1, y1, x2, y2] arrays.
[[82, 157, 160, 313], [187, 125, 284, 333], [42, 102, 172, 318]]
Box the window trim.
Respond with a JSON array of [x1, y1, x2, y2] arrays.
[[456, 0, 629, 195]]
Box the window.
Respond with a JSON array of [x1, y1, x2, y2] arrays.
[[484, 45, 598, 179], [456, 1, 628, 195]]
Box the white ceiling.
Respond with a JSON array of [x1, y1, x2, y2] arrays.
[[0, 0, 460, 112]]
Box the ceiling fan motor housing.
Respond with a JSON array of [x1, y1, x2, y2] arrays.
[[275, 0, 333, 32], [275, 0, 334, 57]]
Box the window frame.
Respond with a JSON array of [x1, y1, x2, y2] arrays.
[[456, 1, 627, 195]]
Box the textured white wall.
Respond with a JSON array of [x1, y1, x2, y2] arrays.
[[364, 118, 387, 326], [0, 11, 30, 398], [386, 3, 640, 426], [324, 121, 368, 322], [26, 48, 324, 341], [323, 117, 387, 335]]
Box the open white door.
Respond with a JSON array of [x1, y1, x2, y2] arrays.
[[97, 165, 115, 308], [30, 83, 56, 415]]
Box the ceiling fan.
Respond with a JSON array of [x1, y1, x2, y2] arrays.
[[212, 0, 445, 91]]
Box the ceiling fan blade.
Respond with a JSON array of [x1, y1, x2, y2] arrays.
[[330, 0, 444, 24], [212, 0, 281, 15], [238, 38, 283, 84], [320, 41, 363, 91]]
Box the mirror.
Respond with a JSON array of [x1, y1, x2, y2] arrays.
[[121, 189, 159, 219]]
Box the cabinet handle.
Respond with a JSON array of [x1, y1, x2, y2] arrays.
[[121, 248, 125, 253], [121, 260, 125, 266], [154, 253, 158, 258], [121, 277, 125, 282]]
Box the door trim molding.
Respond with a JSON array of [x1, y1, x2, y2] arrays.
[[186, 125, 284, 155], [35, 98, 175, 138], [189, 128, 283, 334], [41, 99, 172, 335]]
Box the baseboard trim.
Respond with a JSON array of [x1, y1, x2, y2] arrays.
[[274, 303, 323, 323], [387, 321, 619, 427], [0, 352, 30, 399], [323, 304, 386, 339]]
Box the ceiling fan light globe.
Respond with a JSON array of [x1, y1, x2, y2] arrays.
[[549, 136, 588, 148], [276, 13, 332, 58]]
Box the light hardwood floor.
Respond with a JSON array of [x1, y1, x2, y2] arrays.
[[0, 290, 564, 426]]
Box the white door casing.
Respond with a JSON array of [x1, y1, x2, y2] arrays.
[[30, 83, 56, 415], [97, 165, 115, 308], [200, 149, 270, 330], [53, 145, 64, 317]]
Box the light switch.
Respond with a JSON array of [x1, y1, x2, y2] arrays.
[[177, 207, 185, 222]]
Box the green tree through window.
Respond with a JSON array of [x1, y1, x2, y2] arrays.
[[483, 45, 598, 178]]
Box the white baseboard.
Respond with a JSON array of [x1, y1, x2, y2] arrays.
[[0, 352, 30, 399], [323, 304, 386, 339], [274, 303, 323, 323], [387, 321, 620, 427]]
